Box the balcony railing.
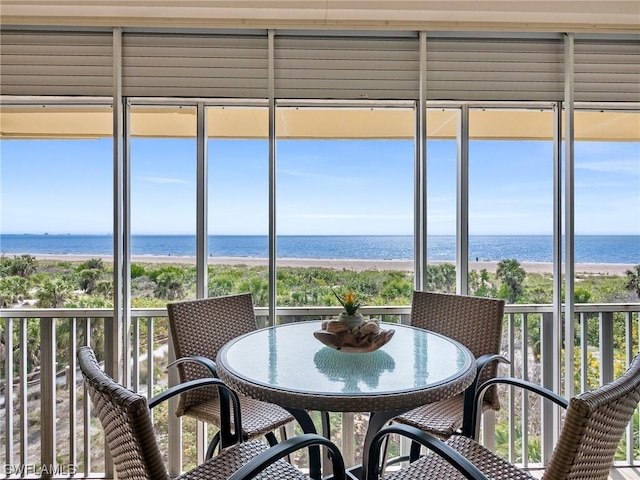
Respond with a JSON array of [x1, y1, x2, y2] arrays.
[[1, 303, 638, 478]]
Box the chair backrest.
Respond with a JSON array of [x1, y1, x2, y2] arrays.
[[167, 293, 257, 416], [411, 291, 505, 409], [77, 346, 169, 480], [545, 354, 640, 480]]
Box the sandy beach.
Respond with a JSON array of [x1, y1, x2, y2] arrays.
[[26, 253, 634, 276]]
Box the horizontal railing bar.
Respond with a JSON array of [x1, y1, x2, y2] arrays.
[[2, 303, 637, 319]]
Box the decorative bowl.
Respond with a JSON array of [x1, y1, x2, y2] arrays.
[[314, 319, 395, 353]]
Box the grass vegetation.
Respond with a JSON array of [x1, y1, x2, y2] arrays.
[[0, 254, 638, 468]]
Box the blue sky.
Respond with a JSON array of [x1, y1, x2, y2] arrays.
[[1, 137, 638, 236]]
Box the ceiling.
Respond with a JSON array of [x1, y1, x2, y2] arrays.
[[1, 1, 639, 33], [1, 105, 638, 141]]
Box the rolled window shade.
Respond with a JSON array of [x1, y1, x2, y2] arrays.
[[2, 29, 637, 104], [122, 33, 268, 98], [425, 36, 565, 102], [274, 35, 420, 100], [574, 38, 640, 103], [0, 30, 113, 97]]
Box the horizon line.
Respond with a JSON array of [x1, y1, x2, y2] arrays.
[[2, 233, 639, 237]]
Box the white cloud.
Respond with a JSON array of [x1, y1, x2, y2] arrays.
[[140, 176, 189, 185], [576, 159, 640, 175], [278, 169, 348, 183], [284, 213, 412, 220]]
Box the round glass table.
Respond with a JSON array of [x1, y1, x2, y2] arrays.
[[216, 321, 476, 479]]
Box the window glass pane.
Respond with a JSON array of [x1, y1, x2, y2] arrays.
[[130, 105, 197, 303], [426, 108, 458, 293], [275, 107, 415, 316], [574, 109, 640, 304], [207, 106, 269, 304], [469, 108, 554, 302], [0, 105, 113, 292]]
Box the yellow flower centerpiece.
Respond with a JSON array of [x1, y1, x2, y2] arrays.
[[315, 289, 395, 352], [333, 289, 364, 329]]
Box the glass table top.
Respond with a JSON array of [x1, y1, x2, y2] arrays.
[[218, 321, 473, 397]]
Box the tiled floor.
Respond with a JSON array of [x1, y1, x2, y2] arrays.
[[527, 467, 640, 479], [610, 468, 640, 480]]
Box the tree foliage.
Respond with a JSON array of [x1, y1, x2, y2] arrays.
[[496, 258, 526, 303], [36, 277, 73, 308], [0, 254, 38, 277], [624, 265, 640, 299]]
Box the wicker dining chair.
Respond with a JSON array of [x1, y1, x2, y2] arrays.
[[367, 353, 640, 480], [393, 291, 507, 442], [167, 293, 295, 457], [78, 346, 346, 480]]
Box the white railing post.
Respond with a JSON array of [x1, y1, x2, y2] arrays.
[[342, 412, 355, 467], [82, 317, 92, 475], [40, 316, 56, 475], [506, 312, 515, 462], [599, 312, 614, 386], [580, 312, 589, 392], [521, 313, 529, 467], [167, 330, 182, 476], [68, 316, 77, 470], [19, 318, 28, 468], [4, 317, 14, 465], [540, 311, 556, 464], [625, 311, 637, 465]]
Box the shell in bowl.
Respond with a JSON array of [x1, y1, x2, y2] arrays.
[[314, 319, 395, 353]]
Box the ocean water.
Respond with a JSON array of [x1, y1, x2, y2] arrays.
[[0, 234, 638, 264]]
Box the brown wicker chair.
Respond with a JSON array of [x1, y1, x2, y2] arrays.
[[393, 291, 507, 443], [78, 346, 345, 480], [367, 353, 640, 480], [167, 293, 294, 457]]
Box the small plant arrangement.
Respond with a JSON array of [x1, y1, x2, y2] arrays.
[[317, 288, 394, 352], [332, 288, 361, 316], [332, 288, 364, 329]]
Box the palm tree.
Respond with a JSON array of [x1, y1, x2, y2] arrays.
[[624, 265, 640, 299], [0, 276, 30, 307], [36, 277, 72, 308], [496, 258, 526, 303]]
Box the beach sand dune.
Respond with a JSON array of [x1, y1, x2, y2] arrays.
[[26, 254, 634, 276]]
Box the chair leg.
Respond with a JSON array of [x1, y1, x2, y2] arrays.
[[206, 432, 221, 460], [265, 431, 278, 446], [409, 440, 421, 462], [320, 412, 335, 475], [379, 428, 391, 473], [279, 425, 293, 463]]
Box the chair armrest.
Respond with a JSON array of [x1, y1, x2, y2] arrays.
[[470, 376, 569, 440], [228, 433, 346, 480], [168, 355, 218, 376], [476, 353, 510, 379], [475, 377, 569, 410], [148, 377, 243, 447], [461, 354, 510, 437], [367, 425, 489, 480], [148, 377, 229, 408]]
